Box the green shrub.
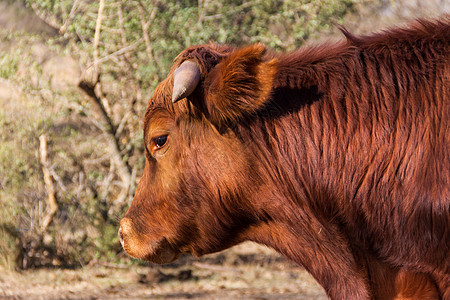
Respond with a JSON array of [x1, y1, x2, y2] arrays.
[[0, 52, 19, 79]]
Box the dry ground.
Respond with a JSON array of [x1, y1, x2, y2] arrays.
[[0, 242, 327, 300]]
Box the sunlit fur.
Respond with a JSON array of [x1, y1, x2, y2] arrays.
[[121, 17, 449, 300]]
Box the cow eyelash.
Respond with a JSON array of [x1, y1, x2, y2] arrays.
[[150, 135, 168, 153]]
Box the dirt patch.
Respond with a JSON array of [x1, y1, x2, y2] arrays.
[[0, 242, 326, 299]]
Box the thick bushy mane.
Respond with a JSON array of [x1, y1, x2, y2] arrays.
[[267, 16, 448, 147], [230, 18, 449, 298], [341, 17, 450, 50], [241, 15, 449, 281]]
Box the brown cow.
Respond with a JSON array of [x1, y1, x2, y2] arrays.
[[119, 18, 449, 300]]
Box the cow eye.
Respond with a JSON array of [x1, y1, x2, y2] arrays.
[[150, 135, 168, 153]]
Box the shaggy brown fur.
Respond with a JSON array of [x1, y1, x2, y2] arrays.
[[120, 17, 449, 300]]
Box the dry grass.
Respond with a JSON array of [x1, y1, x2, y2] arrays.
[[0, 242, 326, 300]]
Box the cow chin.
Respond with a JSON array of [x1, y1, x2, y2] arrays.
[[142, 237, 181, 264], [122, 235, 181, 264]]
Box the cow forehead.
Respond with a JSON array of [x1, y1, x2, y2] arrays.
[[143, 43, 240, 135], [147, 77, 174, 110], [144, 107, 173, 137]]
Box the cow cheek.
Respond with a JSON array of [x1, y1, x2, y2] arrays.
[[181, 135, 254, 253]]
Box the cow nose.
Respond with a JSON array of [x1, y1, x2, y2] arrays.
[[118, 226, 124, 246]]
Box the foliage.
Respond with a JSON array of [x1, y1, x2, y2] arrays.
[[25, 0, 361, 85], [0, 53, 19, 79], [0, 0, 374, 269]]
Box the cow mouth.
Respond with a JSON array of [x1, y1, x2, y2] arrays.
[[119, 226, 181, 264]]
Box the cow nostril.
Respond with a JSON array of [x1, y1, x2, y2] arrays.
[[118, 227, 124, 246]]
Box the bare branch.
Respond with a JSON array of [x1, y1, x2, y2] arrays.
[[137, 1, 158, 65], [50, 167, 67, 192], [101, 163, 116, 201], [94, 0, 106, 74], [59, 0, 81, 34], [117, 2, 128, 47], [78, 80, 132, 199], [39, 134, 58, 233], [85, 40, 142, 69], [90, 0, 113, 116], [198, 0, 203, 26], [115, 110, 132, 138]]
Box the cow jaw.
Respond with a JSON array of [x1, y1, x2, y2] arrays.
[[119, 217, 181, 264]]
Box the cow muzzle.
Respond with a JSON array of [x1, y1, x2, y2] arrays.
[[119, 217, 181, 264]]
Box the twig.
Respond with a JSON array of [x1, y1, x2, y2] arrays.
[[117, 2, 138, 74], [198, 0, 203, 26], [101, 163, 115, 201], [83, 154, 110, 165], [59, 0, 81, 34], [79, 81, 114, 133], [75, 27, 88, 47], [203, 14, 223, 21], [117, 2, 128, 47], [85, 40, 141, 70], [39, 135, 58, 233], [116, 110, 132, 138], [91, 0, 112, 116], [70, 155, 99, 199], [50, 167, 67, 192], [101, 26, 123, 34], [78, 80, 131, 200], [74, 171, 84, 199], [94, 0, 105, 75], [137, 1, 158, 64]]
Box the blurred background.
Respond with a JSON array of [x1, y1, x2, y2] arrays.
[[0, 0, 448, 298]]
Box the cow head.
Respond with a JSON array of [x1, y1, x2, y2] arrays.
[[119, 44, 278, 263]]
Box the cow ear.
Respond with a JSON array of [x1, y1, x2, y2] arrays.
[[203, 44, 278, 128]]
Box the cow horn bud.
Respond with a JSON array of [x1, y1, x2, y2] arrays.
[[172, 60, 201, 103]]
